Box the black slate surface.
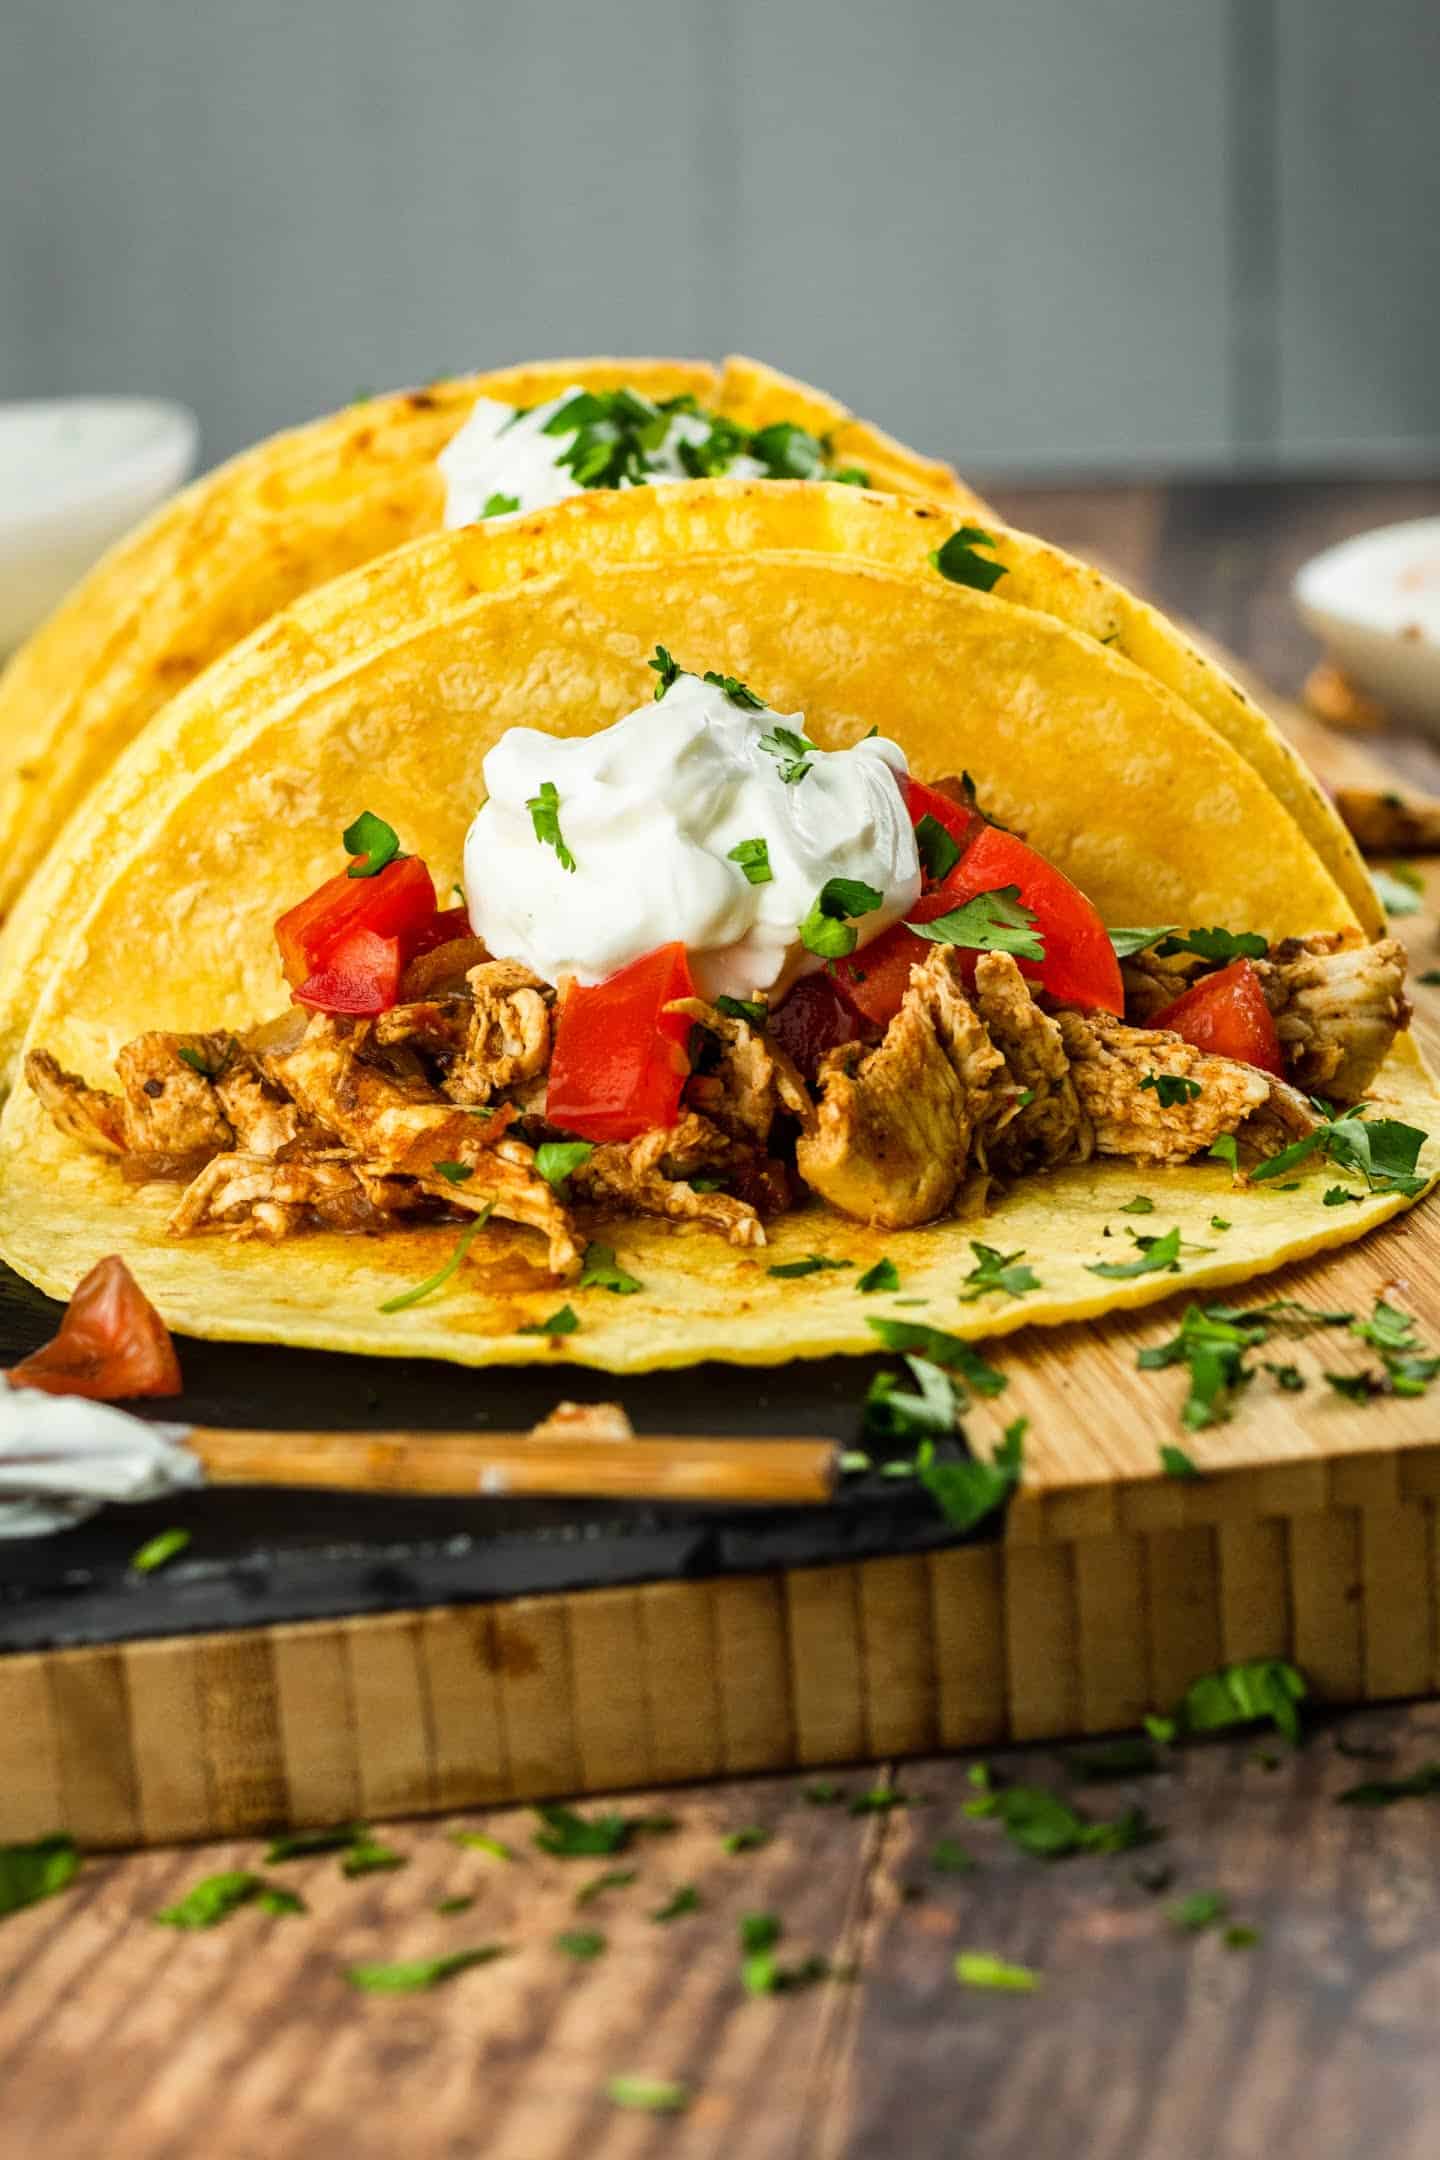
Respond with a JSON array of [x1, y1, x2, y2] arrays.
[[0, 1264, 966, 1653]]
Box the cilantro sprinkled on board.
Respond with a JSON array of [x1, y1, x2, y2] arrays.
[[346, 1947, 506, 1993], [0, 1835, 79, 1922], [955, 1951, 1041, 1991]]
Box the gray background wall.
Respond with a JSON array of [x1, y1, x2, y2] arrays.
[[2, 0, 1437, 476]]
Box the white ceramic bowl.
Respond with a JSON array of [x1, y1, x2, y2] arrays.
[[0, 397, 198, 655], [1293, 516, 1440, 730]]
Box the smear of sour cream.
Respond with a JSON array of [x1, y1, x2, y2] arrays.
[[463, 672, 921, 1002], [438, 387, 765, 527]]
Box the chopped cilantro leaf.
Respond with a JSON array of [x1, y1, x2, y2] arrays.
[[518, 1303, 578, 1338], [866, 1317, 1008, 1397], [1224, 1923, 1261, 1949], [728, 837, 773, 885], [1325, 1369, 1385, 1402], [606, 2075, 690, 2115], [848, 1786, 910, 1815], [1086, 1224, 1182, 1281], [1211, 1215, 1231, 1231], [767, 1254, 854, 1278], [715, 993, 767, 1027], [803, 1780, 844, 1805], [955, 1952, 1040, 1991], [534, 1806, 631, 1858], [342, 809, 402, 879], [436, 1894, 474, 1915], [721, 1827, 770, 1855], [931, 1838, 976, 1873], [908, 884, 1043, 961], [534, 1140, 595, 1191], [1119, 1194, 1156, 1215], [915, 813, 961, 882], [129, 1527, 190, 1574], [1108, 925, 1180, 958], [1140, 1072, 1202, 1107], [450, 1830, 512, 1860], [958, 1241, 1039, 1302], [432, 1161, 474, 1187], [377, 1207, 491, 1313], [703, 669, 764, 711], [799, 877, 884, 959], [155, 1872, 275, 1930], [1372, 865, 1423, 917], [758, 723, 818, 784], [526, 780, 576, 873], [1159, 1444, 1202, 1479], [0, 1835, 79, 1922], [1337, 1762, 1440, 1807], [341, 1839, 405, 1877], [555, 1929, 606, 1961], [964, 1780, 1155, 1859], [265, 1822, 369, 1862], [1265, 1360, 1305, 1391], [1137, 1301, 1266, 1429], [649, 644, 682, 699], [1170, 1890, 1227, 1933], [930, 525, 1008, 593], [578, 1241, 642, 1295], [346, 1947, 505, 1993], [1168, 1658, 1307, 1744], [917, 1418, 1025, 1533], [747, 419, 827, 479], [1155, 927, 1268, 963], [1323, 1184, 1364, 1206], [575, 1868, 638, 1906], [857, 1257, 900, 1294], [1420, 969, 1440, 987], [651, 1885, 701, 1921], [481, 491, 519, 518]]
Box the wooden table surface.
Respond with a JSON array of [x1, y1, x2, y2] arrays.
[[5, 472, 1440, 2160]]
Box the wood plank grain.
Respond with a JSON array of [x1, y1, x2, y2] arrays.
[[785, 1564, 864, 1766], [709, 1572, 794, 1775], [46, 1646, 140, 1849], [197, 1632, 288, 1839], [857, 1556, 938, 1759], [927, 1544, 1007, 1748], [345, 1612, 435, 1821], [121, 1636, 212, 1845], [417, 1604, 511, 1810], [270, 1617, 363, 1826], [637, 1580, 723, 1785], [0, 1651, 64, 1841], [565, 1587, 652, 1793]]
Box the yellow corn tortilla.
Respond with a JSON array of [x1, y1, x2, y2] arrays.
[[0, 357, 982, 928], [0, 542, 1431, 1372], [0, 482, 1377, 1086]]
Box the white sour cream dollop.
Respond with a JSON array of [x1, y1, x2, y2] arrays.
[[438, 387, 765, 527], [0, 1389, 202, 1537], [463, 673, 921, 1003]]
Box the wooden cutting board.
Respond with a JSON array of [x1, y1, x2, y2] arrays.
[[2, 698, 1438, 1851]]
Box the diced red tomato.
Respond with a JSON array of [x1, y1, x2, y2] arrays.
[[405, 904, 472, 959], [1152, 959, 1284, 1076], [8, 1256, 182, 1401], [835, 822, 1124, 1028], [275, 854, 437, 991], [547, 942, 698, 1143], [768, 971, 870, 1083], [902, 775, 981, 857], [295, 927, 404, 1016], [952, 827, 1123, 1014]]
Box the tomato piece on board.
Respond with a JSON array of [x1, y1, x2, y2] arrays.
[[1152, 959, 1284, 1076], [547, 943, 698, 1143], [275, 854, 437, 990], [768, 971, 870, 1083], [9, 1256, 182, 1401], [295, 927, 404, 1016]]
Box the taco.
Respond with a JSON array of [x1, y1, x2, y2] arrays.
[[1, 502, 1430, 1374], [0, 482, 1383, 1090], [0, 356, 978, 927]]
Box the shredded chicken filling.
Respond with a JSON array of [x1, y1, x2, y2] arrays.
[[26, 929, 1405, 1266]]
